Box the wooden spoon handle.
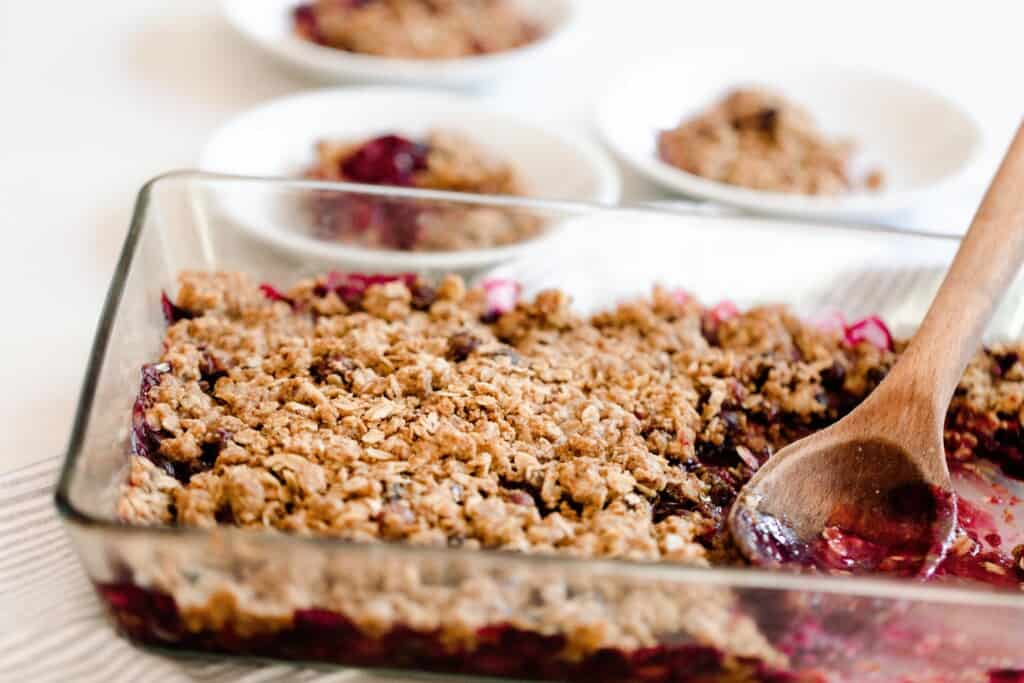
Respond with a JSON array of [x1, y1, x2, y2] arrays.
[[887, 121, 1024, 417]]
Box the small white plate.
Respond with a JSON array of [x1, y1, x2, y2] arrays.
[[199, 87, 621, 273], [597, 57, 983, 222], [221, 0, 577, 88]]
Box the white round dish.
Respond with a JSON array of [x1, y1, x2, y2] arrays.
[[199, 87, 621, 273], [596, 57, 983, 222], [221, 0, 577, 88]]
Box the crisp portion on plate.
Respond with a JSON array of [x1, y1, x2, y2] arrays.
[[198, 88, 619, 270], [293, 0, 542, 59], [305, 131, 523, 194], [658, 88, 884, 196], [221, 0, 577, 86], [598, 57, 981, 221], [302, 131, 542, 251]]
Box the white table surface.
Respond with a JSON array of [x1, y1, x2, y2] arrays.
[[1, 0, 1023, 472]]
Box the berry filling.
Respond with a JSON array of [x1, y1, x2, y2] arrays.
[[807, 485, 954, 576], [160, 292, 194, 325], [844, 315, 893, 351], [809, 308, 893, 351], [258, 283, 295, 307], [481, 277, 520, 319], [96, 581, 811, 683], [991, 671, 1024, 683], [129, 362, 194, 482]]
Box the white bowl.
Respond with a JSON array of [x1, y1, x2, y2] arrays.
[[597, 57, 983, 222], [199, 87, 621, 273], [221, 0, 577, 88]]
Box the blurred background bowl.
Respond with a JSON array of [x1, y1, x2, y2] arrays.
[[597, 56, 983, 223], [199, 87, 620, 275], [221, 0, 577, 87]]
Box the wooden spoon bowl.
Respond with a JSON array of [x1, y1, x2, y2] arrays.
[[731, 430, 955, 575]]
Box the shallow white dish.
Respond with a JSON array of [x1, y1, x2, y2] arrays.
[[597, 57, 983, 222], [221, 0, 576, 87], [199, 87, 621, 273]]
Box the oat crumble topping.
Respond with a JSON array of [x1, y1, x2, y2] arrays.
[[121, 271, 1024, 559], [119, 268, 1024, 557], [115, 271, 1024, 672]]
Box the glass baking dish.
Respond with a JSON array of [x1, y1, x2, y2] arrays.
[[56, 172, 1024, 683]]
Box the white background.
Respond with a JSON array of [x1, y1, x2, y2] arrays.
[[1, 0, 1023, 472]]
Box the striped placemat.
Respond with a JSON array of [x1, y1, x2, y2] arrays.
[[0, 459, 411, 683]]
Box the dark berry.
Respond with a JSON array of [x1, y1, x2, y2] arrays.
[[990, 670, 1024, 683], [754, 108, 778, 133], [160, 292, 194, 325], [198, 353, 228, 392], [720, 409, 742, 432], [447, 332, 481, 362], [696, 440, 739, 468], [819, 361, 846, 391], [651, 488, 697, 523], [292, 4, 324, 43], [410, 282, 437, 310], [866, 365, 888, 386], [996, 351, 1019, 376], [130, 363, 171, 466], [340, 135, 430, 186]]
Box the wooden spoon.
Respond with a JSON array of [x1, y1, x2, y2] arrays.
[[729, 122, 1024, 576]]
